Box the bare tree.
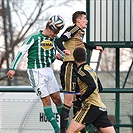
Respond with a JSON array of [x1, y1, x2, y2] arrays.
[[0, 0, 72, 82], [99, 47, 132, 87], [100, 48, 132, 71]]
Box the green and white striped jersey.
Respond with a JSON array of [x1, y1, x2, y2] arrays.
[[10, 30, 59, 70]]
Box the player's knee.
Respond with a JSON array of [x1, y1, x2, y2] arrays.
[[53, 95, 62, 105], [41, 96, 51, 106], [100, 126, 116, 133]]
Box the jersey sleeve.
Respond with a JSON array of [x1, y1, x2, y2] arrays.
[[9, 37, 34, 70], [55, 24, 80, 51], [78, 67, 96, 102], [84, 42, 96, 50]]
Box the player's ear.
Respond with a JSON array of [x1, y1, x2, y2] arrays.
[[76, 18, 80, 23]]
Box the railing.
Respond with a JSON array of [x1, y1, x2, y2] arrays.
[[0, 86, 133, 133], [86, 1, 132, 132]]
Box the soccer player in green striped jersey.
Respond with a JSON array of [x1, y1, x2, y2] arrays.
[[7, 15, 70, 133]]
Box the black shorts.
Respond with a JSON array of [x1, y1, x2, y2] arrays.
[[74, 104, 112, 129], [60, 61, 78, 93]]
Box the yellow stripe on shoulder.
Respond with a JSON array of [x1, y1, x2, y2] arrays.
[[78, 67, 86, 77], [70, 25, 79, 34], [84, 65, 94, 72]]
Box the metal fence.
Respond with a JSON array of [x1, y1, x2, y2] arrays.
[[86, 1, 132, 132], [0, 86, 133, 133]]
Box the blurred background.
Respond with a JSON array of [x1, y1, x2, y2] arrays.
[[0, 0, 132, 133]]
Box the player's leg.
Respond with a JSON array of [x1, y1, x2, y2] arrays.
[[60, 93, 73, 132], [92, 106, 116, 133], [73, 95, 86, 133], [41, 96, 60, 133], [60, 62, 77, 132], [50, 91, 63, 115], [48, 71, 63, 115], [99, 126, 116, 133], [46, 67, 65, 133], [66, 105, 91, 133], [27, 68, 60, 133], [42, 68, 61, 133], [42, 97, 61, 133], [66, 119, 85, 133]]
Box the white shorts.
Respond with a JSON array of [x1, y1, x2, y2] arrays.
[[27, 67, 60, 98]]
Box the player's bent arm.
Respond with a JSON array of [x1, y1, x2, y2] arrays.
[[7, 51, 25, 79], [9, 51, 26, 70], [55, 39, 70, 56], [7, 36, 34, 79], [78, 69, 96, 102], [9, 38, 34, 70], [84, 43, 104, 52], [55, 36, 66, 51], [84, 42, 96, 50], [55, 25, 79, 51]]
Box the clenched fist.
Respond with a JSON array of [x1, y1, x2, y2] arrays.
[[7, 70, 15, 79]]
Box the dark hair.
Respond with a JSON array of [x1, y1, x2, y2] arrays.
[[73, 47, 86, 63], [46, 22, 49, 29], [72, 11, 86, 23]]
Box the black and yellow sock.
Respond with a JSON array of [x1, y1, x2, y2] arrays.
[[80, 128, 86, 133], [44, 106, 60, 133], [60, 104, 71, 132], [73, 104, 80, 115]]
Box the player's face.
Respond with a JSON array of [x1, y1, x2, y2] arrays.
[[48, 29, 59, 39], [77, 14, 88, 29]]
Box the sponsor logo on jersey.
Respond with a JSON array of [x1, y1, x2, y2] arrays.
[[64, 31, 71, 39], [41, 40, 53, 50]]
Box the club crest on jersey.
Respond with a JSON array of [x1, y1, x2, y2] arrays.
[[88, 69, 94, 73], [41, 40, 53, 50], [80, 35, 83, 40], [79, 30, 84, 41]]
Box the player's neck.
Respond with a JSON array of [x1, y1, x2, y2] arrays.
[[42, 30, 48, 36], [76, 61, 86, 67], [76, 23, 83, 29]]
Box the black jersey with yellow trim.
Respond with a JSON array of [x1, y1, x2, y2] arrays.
[[77, 63, 97, 102], [55, 24, 80, 51], [77, 63, 106, 108], [55, 24, 96, 52]]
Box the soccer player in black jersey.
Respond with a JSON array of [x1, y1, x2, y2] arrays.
[[66, 47, 116, 133], [55, 11, 103, 133]]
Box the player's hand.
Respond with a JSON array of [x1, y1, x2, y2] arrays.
[[7, 70, 15, 79], [72, 99, 82, 109], [96, 46, 104, 53], [63, 50, 70, 55], [56, 53, 63, 61]]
